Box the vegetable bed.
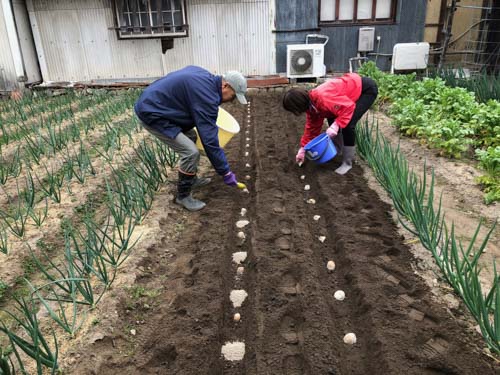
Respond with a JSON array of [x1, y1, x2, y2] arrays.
[[0, 89, 498, 374]]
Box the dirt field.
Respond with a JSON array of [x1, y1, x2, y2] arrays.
[[61, 89, 499, 374]]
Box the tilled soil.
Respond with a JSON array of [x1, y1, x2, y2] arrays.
[[69, 92, 498, 374]]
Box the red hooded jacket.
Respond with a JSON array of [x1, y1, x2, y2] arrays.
[[300, 73, 362, 147]]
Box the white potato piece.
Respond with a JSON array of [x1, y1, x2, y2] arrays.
[[327, 260, 335, 271], [236, 220, 250, 228], [343, 333, 357, 345], [334, 290, 345, 300]]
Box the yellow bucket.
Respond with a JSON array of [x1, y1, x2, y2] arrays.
[[195, 107, 240, 151]]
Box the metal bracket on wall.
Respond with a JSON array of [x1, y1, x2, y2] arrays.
[[161, 38, 174, 54], [348, 57, 368, 73]]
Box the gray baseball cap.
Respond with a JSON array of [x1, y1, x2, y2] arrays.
[[223, 71, 247, 104]]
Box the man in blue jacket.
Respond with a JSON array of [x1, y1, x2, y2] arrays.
[[134, 65, 247, 211]]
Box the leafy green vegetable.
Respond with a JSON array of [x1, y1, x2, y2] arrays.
[[359, 61, 500, 203]]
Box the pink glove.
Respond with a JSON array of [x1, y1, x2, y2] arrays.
[[326, 122, 340, 138], [296, 147, 306, 164]]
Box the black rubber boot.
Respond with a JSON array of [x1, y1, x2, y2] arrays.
[[175, 172, 206, 211]]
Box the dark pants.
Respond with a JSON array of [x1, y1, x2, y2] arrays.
[[328, 77, 378, 146]]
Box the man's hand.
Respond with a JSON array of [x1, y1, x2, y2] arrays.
[[223, 171, 238, 186]]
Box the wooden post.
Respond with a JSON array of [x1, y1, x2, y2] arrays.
[[438, 0, 458, 70]]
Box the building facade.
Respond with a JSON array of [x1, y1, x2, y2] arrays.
[[2, 0, 475, 92]]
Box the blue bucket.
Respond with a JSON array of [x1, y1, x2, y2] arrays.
[[304, 133, 337, 164]]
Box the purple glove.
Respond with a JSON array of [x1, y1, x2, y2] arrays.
[[326, 122, 340, 138], [296, 147, 306, 164], [223, 171, 238, 186]]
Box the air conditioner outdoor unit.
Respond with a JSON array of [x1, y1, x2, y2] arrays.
[[287, 44, 325, 78], [287, 34, 329, 79]]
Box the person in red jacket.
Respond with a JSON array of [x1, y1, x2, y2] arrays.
[[282, 73, 378, 174]]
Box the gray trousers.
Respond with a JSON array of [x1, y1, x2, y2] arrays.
[[140, 121, 200, 175]]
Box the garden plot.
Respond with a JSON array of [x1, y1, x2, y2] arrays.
[[41, 90, 499, 374], [0, 91, 147, 286], [0, 89, 182, 373], [371, 111, 499, 289]]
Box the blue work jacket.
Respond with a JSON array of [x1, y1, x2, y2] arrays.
[[134, 66, 229, 175]]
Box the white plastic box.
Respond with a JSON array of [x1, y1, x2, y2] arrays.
[[391, 42, 430, 72]]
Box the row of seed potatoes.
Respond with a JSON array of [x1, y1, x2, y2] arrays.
[[221, 100, 254, 362], [301, 166, 356, 346]]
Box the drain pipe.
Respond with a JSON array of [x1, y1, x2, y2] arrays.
[[2, 0, 26, 83]]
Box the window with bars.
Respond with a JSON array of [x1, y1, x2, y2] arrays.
[[114, 0, 187, 38], [320, 0, 397, 24]]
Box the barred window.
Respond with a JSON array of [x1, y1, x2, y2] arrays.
[[114, 0, 187, 39], [320, 0, 396, 25]]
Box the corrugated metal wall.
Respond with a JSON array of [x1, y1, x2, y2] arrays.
[[27, 0, 274, 83], [27, 0, 164, 81], [13, 0, 41, 84], [0, 1, 20, 91], [162, 0, 275, 75], [276, 0, 427, 72]]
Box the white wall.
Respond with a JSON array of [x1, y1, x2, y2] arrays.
[[27, 0, 164, 82], [0, 1, 20, 91], [162, 0, 275, 75], [27, 0, 275, 83], [13, 0, 41, 84]]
